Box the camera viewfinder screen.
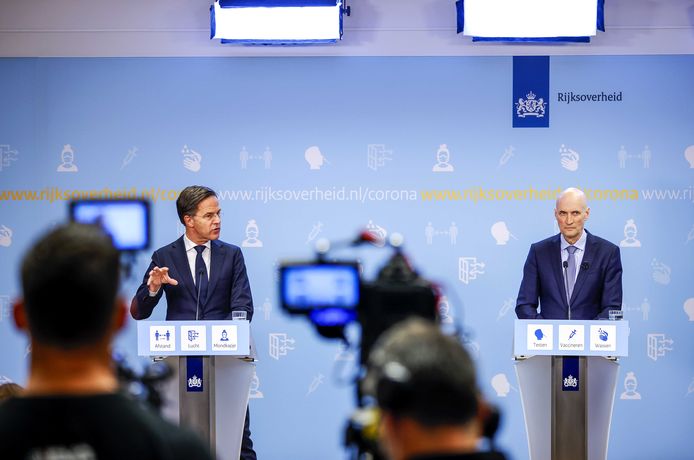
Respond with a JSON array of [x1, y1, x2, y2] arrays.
[[282, 264, 359, 312], [70, 200, 150, 251]]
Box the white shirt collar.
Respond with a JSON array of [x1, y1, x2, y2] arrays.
[[560, 230, 587, 252], [183, 234, 211, 252]]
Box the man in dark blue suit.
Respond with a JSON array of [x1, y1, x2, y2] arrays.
[[516, 187, 622, 320], [131, 185, 257, 460]]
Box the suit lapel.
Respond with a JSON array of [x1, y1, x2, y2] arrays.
[[570, 231, 592, 304], [206, 240, 226, 305], [171, 236, 197, 299], [550, 234, 570, 310]]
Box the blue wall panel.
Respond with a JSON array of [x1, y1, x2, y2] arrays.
[[1, 56, 693, 459]]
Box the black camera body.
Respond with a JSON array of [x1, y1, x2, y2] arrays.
[[279, 249, 438, 366]]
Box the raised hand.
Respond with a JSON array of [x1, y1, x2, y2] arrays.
[[147, 266, 179, 293]]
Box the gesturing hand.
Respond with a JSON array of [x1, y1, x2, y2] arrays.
[[147, 266, 179, 293]]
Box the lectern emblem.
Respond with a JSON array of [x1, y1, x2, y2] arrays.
[[188, 375, 202, 388], [563, 375, 578, 388]]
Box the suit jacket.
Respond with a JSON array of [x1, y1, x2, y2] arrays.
[[515, 231, 622, 320], [131, 237, 253, 321]]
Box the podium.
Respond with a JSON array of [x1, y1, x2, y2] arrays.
[[137, 320, 255, 460], [513, 319, 629, 460]]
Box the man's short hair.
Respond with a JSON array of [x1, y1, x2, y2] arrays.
[[20, 223, 120, 349], [364, 318, 479, 427], [176, 186, 217, 224]]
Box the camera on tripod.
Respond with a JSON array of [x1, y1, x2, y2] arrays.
[[278, 231, 439, 366], [279, 231, 441, 458]]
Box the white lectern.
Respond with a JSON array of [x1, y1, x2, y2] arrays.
[[137, 320, 255, 460], [513, 319, 629, 460]]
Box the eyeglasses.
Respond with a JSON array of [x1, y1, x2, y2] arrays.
[[194, 210, 222, 221]]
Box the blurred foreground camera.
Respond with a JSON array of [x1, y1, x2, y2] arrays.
[[69, 199, 150, 252], [113, 353, 172, 413], [279, 231, 438, 365], [279, 232, 439, 459]]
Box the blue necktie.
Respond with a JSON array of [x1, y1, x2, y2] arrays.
[[566, 245, 578, 300], [194, 245, 208, 305]]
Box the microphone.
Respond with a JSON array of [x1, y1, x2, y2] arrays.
[[562, 260, 571, 320], [581, 262, 590, 271], [195, 269, 203, 321]]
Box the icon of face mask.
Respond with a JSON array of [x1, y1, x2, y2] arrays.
[[246, 222, 258, 239]]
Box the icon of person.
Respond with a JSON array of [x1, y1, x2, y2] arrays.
[[220, 330, 229, 342], [620, 371, 642, 400], [642, 145, 651, 168], [491, 221, 514, 245], [305, 146, 325, 170], [425, 222, 435, 245], [155, 330, 160, 341], [432, 144, 454, 172], [165, 330, 171, 341], [449, 222, 458, 245], [620, 219, 642, 247], [641, 298, 650, 321], [242, 219, 263, 248], [618, 145, 627, 168], [491, 373, 511, 397], [684, 298, 694, 321], [263, 147, 272, 169], [262, 298, 272, 320], [240, 146, 249, 169], [56, 144, 78, 172]]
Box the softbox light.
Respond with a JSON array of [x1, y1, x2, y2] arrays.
[[456, 0, 605, 43], [211, 0, 345, 45]]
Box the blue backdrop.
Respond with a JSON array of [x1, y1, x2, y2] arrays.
[[1, 56, 693, 459]]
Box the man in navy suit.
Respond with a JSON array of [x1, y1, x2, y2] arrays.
[[131, 185, 257, 460], [515, 187, 622, 320]]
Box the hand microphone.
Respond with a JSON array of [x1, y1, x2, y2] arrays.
[[195, 269, 203, 321], [562, 260, 572, 320]]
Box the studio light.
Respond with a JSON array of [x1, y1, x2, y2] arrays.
[[211, 0, 348, 45], [456, 0, 605, 43]]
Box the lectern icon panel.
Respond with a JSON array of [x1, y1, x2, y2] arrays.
[[527, 324, 553, 351], [558, 324, 585, 351], [212, 325, 238, 351], [590, 325, 616, 351], [149, 326, 176, 352], [182, 325, 207, 352]]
